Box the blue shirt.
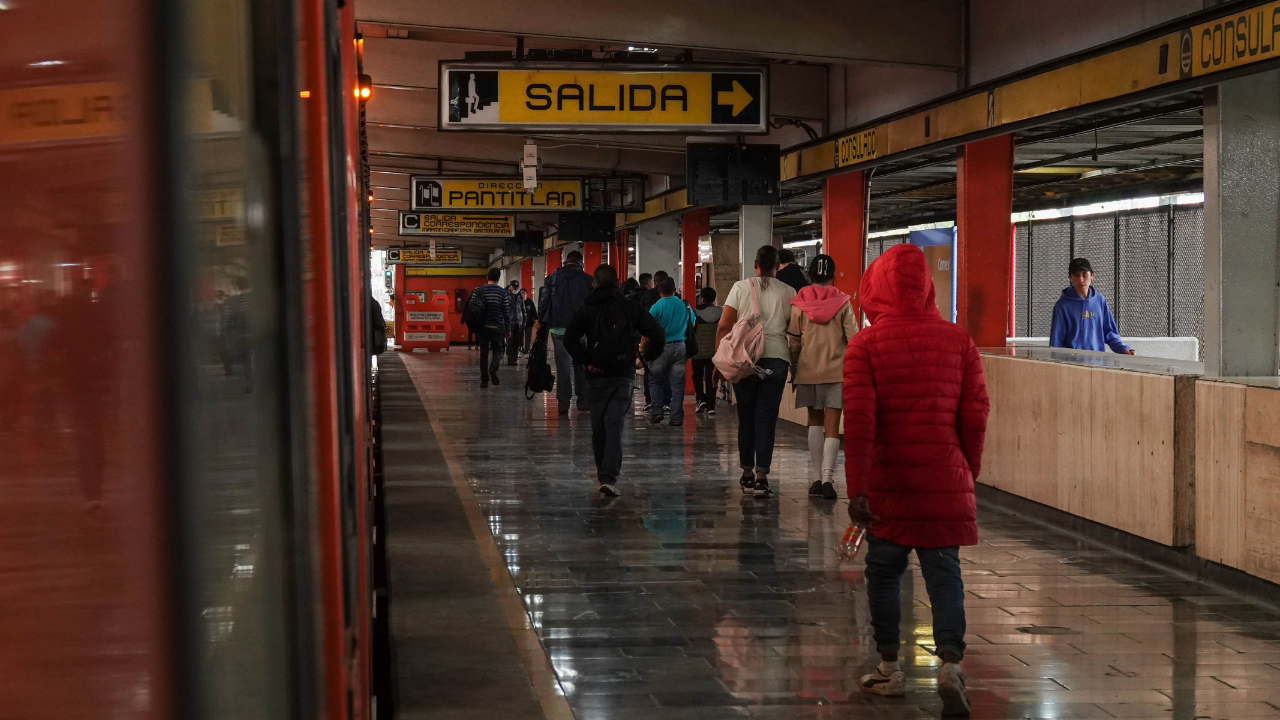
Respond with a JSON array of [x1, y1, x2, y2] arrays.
[[1048, 286, 1130, 353], [647, 296, 694, 343]]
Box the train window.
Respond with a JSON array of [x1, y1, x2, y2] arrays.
[[175, 0, 302, 717]]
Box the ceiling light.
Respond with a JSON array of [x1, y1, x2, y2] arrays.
[[29, 60, 66, 67]]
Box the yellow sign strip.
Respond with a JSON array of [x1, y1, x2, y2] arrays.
[[782, 0, 1280, 183], [0, 82, 127, 146], [499, 71, 711, 125], [616, 188, 689, 228], [399, 213, 515, 237], [411, 177, 582, 212]]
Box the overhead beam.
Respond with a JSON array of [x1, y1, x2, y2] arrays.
[[356, 0, 961, 67]]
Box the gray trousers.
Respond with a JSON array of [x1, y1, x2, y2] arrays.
[[587, 375, 635, 480], [551, 332, 588, 411]]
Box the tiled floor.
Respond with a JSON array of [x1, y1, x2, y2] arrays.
[[401, 349, 1280, 720]]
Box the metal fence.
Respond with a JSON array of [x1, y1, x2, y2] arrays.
[[864, 204, 1205, 357]]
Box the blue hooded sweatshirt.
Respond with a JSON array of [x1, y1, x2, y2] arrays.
[[1048, 286, 1131, 353]]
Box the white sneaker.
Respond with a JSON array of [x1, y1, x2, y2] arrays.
[[859, 667, 906, 697], [937, 662, 970, 716]]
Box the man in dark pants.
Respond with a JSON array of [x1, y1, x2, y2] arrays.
[[564, 264, 665, 496], [539, 250, 595, 415], [471, 268, 512, 387], [505, 280, 524, 365]]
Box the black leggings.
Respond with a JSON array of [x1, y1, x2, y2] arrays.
[[691, 359, 716, 409]]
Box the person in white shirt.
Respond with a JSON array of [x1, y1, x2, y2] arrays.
[[715, 245, 797, 499]]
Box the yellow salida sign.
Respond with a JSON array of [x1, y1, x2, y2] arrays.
[[440, 63, 767, 133]]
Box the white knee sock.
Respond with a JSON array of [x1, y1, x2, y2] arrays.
[[822, 438, 841, 481], [807, 426, 824, 484]]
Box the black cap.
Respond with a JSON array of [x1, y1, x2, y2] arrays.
[[1068, 257, 1093, 275]]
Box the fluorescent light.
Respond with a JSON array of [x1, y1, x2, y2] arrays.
[[0, 2, 14, 9], [783, 239, 822, 249], [29, 60, 66, 67], [868, 228, 909, 239]]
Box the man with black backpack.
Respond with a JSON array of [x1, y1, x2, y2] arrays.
[[564, 264, 665, 496], [540, 250, 595, 415], [465, 268, 513, 387]]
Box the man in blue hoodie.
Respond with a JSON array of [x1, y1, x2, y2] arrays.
[[1049, 257, 1135, 355]]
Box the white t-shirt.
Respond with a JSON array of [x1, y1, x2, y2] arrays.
[[723, 276, 797, 361]]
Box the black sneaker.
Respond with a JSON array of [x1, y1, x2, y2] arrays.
[[490, 372, 500, 386], [821, 481, 838, 500], [808, 480, 824, 497], [480, 372, 489, 387], [599, 481, 619, 497], [649, 414, 664, 424], [706, 408, 716, 417], [740, 471, 755, 494], [695, 402, 708, 414], [753, 478, 773, 499]]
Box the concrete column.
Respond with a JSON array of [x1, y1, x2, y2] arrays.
[[1204, 74, 1280, 377], [635, 215, 680, 279], [956, 134, 1014, 348], [739, 205, 774, 279], [681, 209, 710, 302], [823, 170, 867, 316]]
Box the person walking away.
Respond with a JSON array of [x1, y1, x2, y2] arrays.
[[787, 254, 857, 501], [564, 264, 665, 495], [621, 277, 641, 300], [472, 268, 512, 387], [505, 280, 524, 365], [776, 248, 811, 292], [1049, 257, 1134, 354], [691, 286, 722, 415], [843, 243, 989, 716], [520, 289, 536, 353], [645, 276, 695, 426], [640, 270, 667, 310], [539, 249, 595, 415], [716, 245, 796, 499]]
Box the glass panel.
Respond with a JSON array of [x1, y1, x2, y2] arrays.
[[179, 0, 298, 716]]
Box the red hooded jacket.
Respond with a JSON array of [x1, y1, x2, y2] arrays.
[[842, 243, 990, 548]]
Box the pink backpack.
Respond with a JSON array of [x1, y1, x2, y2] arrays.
[[712, 278, 766, 382]]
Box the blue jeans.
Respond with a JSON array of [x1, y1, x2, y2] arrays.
[[647, 341, 686, 423], [864, 535, 966, 660], [732, 357, 788, 474]]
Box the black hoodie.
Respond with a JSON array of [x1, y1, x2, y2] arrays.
[[563, 286, 665, 378]]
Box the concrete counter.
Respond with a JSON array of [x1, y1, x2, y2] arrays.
[[978, 347, 1199, 547]]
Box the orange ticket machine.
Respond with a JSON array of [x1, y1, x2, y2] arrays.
[[392, 264, 487, 349]]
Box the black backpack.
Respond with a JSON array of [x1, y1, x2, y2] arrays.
[[463, 288, 486, 330], [586, 298, 638, 376], [524, 325, 555, 398]]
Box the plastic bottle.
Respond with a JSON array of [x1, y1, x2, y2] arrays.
[[838, 525, 868, 561]]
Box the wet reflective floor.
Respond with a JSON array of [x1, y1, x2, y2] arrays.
[[402, 350, 1280, 720]]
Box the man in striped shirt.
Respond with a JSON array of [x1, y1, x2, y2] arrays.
[[472, 267, 512, 387]]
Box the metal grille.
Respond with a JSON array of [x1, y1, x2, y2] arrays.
[[1013, 223, 1029, 336], [1117, 209, 1170, 337], [1008, 203, 1205, 354], [1028, 219, 1071, 336], [1172, 205, 1205, 357], [1073, 215, 1115, 305], [865, 235, 905, 267]]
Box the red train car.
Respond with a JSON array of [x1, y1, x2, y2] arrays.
[[0, 1, 380, 718]]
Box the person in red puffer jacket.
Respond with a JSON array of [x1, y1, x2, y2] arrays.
[[843, 242, 989, 716]]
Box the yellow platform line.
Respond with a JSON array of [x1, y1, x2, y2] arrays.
[[403, 360, 577, 720]]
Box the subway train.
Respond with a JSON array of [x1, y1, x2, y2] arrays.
[[0, 1, 386, 719]]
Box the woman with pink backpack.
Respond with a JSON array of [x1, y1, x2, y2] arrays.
[[713, 245, 796, 499]]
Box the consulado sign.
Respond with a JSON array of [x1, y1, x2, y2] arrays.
[[439, 62, 767, 134], [411, 176, 582, 212]]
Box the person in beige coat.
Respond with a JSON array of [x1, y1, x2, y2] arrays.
[[787, 254, 858, 500]]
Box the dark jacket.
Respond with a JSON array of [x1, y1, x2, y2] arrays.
[[640, 286, 661, 311], [777, 263, 811, 292], [507, 289, 525, 327], [539, 262, 594, 328], [522, 297, 537, 326], [692, 303, 723, 361], [564, 286, 665, 378]]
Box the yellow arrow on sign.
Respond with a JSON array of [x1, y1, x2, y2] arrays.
[[716, 80, 753, 117]]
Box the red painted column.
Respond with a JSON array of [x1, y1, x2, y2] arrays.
[[520, 257, 533, 291], [613, 228, 628, 278], [681, 208, 709, 302], [582, 242, 602, 275], [956, 134, 1014, 347], [822, 170, 867, 318], [545, 247, 562, 278]]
